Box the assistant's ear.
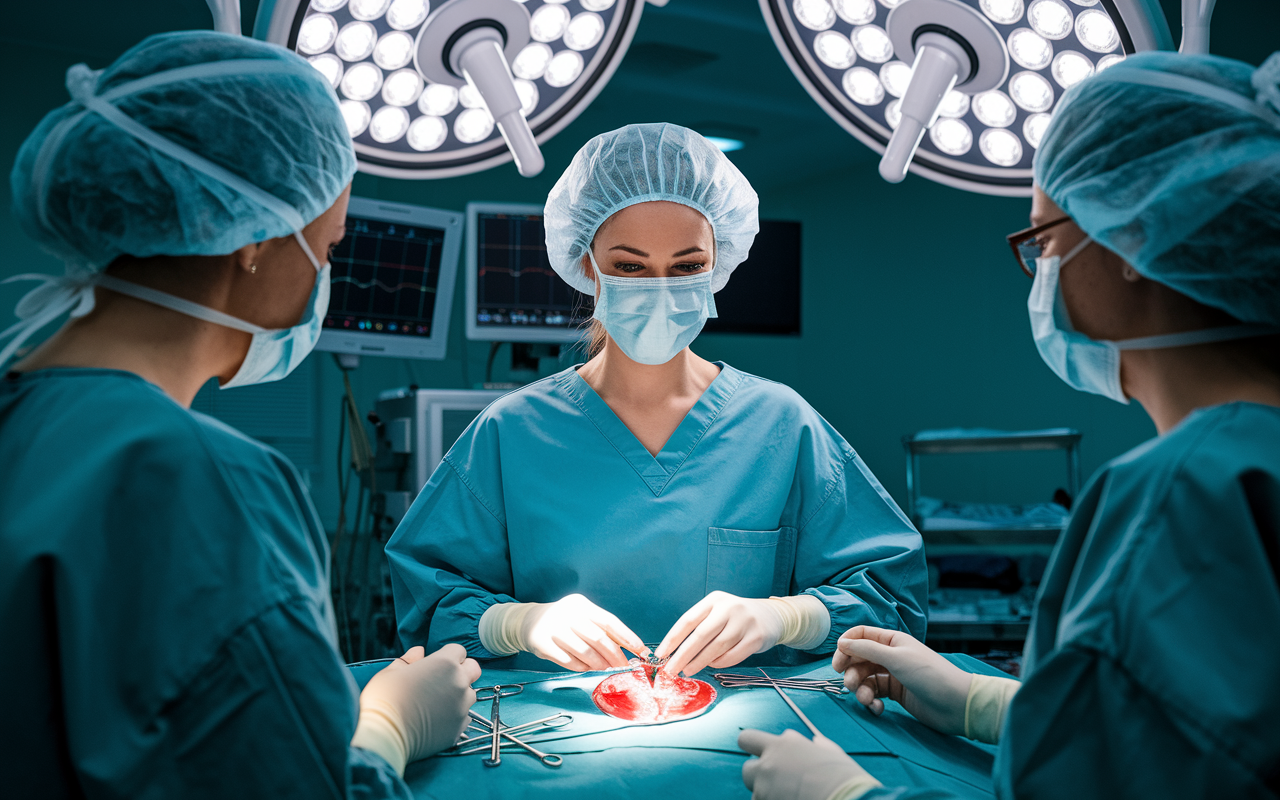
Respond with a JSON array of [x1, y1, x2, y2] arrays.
[[233, 242, 264, 274], [1121, 262, 1143, 283]]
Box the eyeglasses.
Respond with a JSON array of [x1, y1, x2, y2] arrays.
[[1006, 216, 1073, 278]]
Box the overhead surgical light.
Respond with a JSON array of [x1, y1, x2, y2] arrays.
[[759, 0, 1176, 194], [254, 0, 646, 179]]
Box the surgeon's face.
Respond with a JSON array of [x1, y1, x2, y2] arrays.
[[584, 201, 715, 287]]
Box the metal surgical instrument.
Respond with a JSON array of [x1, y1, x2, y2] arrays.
[[713, 672, 848, 695], [759, 668, 824, 739], [475, 684, 523, 767]]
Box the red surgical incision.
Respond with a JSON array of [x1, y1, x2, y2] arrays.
[[592, 661, 717, 723]]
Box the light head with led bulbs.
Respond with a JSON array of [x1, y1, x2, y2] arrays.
[[760, 0, 1175, 195], [254, 0, 645, 179]]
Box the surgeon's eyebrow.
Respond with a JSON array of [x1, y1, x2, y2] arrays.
[[609, 245, 649, 256], [671, 246, 706, 257]]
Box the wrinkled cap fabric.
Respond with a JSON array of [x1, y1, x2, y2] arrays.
[[543, 123, 759, 295], [10, 30, 356, 270], [1034, 51, 1280, 326]]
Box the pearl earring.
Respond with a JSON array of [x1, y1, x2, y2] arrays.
[[249, 263, 257, 274]]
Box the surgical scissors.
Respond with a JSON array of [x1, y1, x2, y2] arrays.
[[759, 668, 824, 739], [713, 672, 848, 694], [474, 685, 523, 767], [458, 710, 572, 744]]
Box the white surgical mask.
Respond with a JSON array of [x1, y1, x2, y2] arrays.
[[589, 251, 717, 365], [1028, 236, 1278, 403]]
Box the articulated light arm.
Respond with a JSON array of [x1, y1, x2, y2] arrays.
[[1179, 0, 1217, 55]]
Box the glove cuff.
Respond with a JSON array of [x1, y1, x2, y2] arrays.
[[964, 673, 1021, 744], [479, 601, 539, 656], [351, 707, 409, 777], [768, 594, 831, 650], [824, 773, 884, 800]]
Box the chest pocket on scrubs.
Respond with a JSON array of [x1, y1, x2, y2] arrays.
[[706, 527, 797, 597]]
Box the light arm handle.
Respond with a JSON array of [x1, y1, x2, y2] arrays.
[[878, 32, 971, 184], [454, 30, 545, 177]]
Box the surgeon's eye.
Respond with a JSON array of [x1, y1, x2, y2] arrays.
[[612, 262, 646, 273], [673, 262, 706, 273]]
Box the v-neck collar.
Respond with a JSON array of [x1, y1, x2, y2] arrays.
[[556, 362, 744, 497]]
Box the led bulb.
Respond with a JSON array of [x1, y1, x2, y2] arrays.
[[530, 4, 571, 43], [308, 54, 344, 89], [515, 79, 539, 116], [513, 42, 554, 80], [929, 117, 972, 155], [335, 21, 377, 62], [311, 0, 347, 11], [386, 0, 429, 31], [454, 107, 494, 143], [884, 99, 902, 129], [297, 14, 338, 55], [1008, 70, 1054, 112], [373, 31, 415, 69], [937, 89, 970, 118], [407, 115, 448, 151], [418, 83, 458, 116], [979, 0, 1023, 25], [564, 12, 605, 51], [878, 0, 907, 7], [1007, 28, 1052, 70], [979, 127, 1023, 165], [878, 61, 913, 98], [458, 83, 485, 109], [1075, 9, 1119, 53], [1051, 50, 1093, 88], [842, 66, 884, 105], [582, 0, 616, 9], [1028, 0, 1072, 40], [1067, 0, 1096, 5], [382, 69, 423, 106], [794, 0, 836, 31], [370, 105, 410, 143], [833, 0, 875, 25], [349, 0, 391, 21], [340, 99, 371, 137], [851, 25, 893, 63], [814, 30, 857, 69], [1095, 53, 1125, 71], [545, 49, 585, 87], [1023, 112, 1052, 148], [973, 89, 1016, 127], [340, 62, 384, 101]]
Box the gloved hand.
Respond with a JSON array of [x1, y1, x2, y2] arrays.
[[739, 729, 881, 800], [351, 644, 481, 775], [518, 593, 648, 671], [659, 591, 825, 677], [833, 626, 973, 737]]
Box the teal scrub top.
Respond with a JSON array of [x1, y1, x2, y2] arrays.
[[386, 363, 928, 669], [0, 368, 409, 800], [865, 402, 1280, 799]]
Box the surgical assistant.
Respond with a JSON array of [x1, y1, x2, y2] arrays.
[[387, 125, 928, 674]]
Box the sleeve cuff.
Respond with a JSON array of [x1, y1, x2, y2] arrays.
[[964, 673, 1021, 745], [825, 774, 884, 800]]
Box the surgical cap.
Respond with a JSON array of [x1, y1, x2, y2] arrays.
[[544, 123, 759, 295], [1035, 51, 1280, 326], [10, 30, 357, 270]]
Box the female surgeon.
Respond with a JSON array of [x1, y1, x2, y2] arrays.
[[386, 123, 927, 676], [738, 51, 1280, 800], [0, 32, 479, 798]]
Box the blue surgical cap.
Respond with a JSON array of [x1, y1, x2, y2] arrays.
[[10, 30, 357, 270], [1034, 51, 1280, 326], [544, 123, 759, 295]]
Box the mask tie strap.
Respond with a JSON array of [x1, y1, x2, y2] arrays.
[[1112, 324, 1280, 351]]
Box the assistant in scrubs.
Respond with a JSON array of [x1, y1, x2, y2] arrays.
[[387, 124, 928, 676], [740, 52, 1280, 800], [0, 32, 478, 798]]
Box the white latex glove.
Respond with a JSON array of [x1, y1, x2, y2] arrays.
[[657, 591, 794, 676], [833, 625, 973, 737], [739, 729, 882, 800], [518, 593, 648, 671], [351, 644, 481, 775]]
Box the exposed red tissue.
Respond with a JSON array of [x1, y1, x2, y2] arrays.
[[592, 662, 717, 723]]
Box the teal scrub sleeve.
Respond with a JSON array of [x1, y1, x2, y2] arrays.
[[387, 454, 518, 659], [791, 445, 929, 654], [164, 598, 411, 799]]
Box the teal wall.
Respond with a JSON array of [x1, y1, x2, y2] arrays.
[[3, 0, 1274, 530]]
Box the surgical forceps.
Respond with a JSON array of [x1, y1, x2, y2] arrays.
[[474, 684, 523, 767], [758, 668, 825, 739], [713, 672, 848, 695]]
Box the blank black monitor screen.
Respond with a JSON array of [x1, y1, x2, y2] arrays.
[[474, 211, 590, 330], [704, 220, 801, 335], [325, 216, 449, 338]]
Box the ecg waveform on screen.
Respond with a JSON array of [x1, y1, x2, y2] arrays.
[[475, 215, 589, 328], [332, 275, 438, 294], [325, 221, 446, 336]]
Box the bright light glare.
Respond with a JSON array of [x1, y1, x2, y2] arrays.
[[348, 0, 391, 21], [373, 31, 415, 69], [514, 79, 539, 116], [704, 136, 744, 152], [879, 61, 913, 98], [851, 25, 894, 63], [308, 54, 344, 89], [459, 83, 485, 109], [833, 0, 875, 25], [530, 4, 571, 42], [369, 105, 410, 143], [937, 89, 970, 118], [544, 49, 585, 87], [884, 99, 902, 129], [1008, 70, 1054, 112], [297, 14, 338, 55], [382, 69, 423, 106], [1096, 53, 1125, 71], [311, 0, 347, 11], [386, 0, 429, 30], [979, 0, 1024, 25], [418, 83, 458, 116], [973, 90, 1016, 127], [1068, 0, 1097, 5], [1023, 112, 1052, 148], [1028, 0, 1073, 40], [930, 117, 972, 155], [794, 0, 836, 31], [335, 21, 378, 62], [842, 66, 885, 105], [814, 30, 857, 69], [878, 0, 907, 7], [582, 0, 616, 9], [407, 115, 448, 151], [1075, 9, 1119, 52], [1007, 28, 1052, 70], [454, 107, 494, 143], [340, 99, 371, 137], [340, 62, 383, 101], [564, 12, 605, 51], [979, 127, 1023, 165], [1051, 50, 1093, 88]]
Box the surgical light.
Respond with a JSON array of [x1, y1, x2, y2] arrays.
[[256, 0, 645, 179], [704, 136, 746, 152], [760, 0, 1175, 194]]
